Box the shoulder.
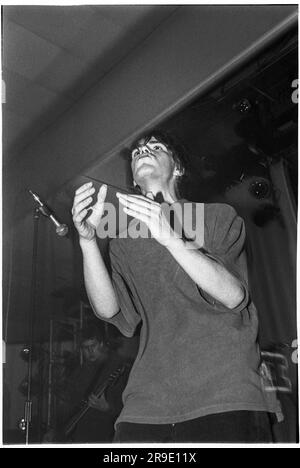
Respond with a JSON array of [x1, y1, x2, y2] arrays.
[[204, 202, 237, 220], [178, 200, 239, 232], [180, 199, 236, 216], [203, 203, 245, 247]]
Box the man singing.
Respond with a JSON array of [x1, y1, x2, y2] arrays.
[[72, 130, 277, 442]]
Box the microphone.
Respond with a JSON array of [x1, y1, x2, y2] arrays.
[[29, 190, 69, 237]]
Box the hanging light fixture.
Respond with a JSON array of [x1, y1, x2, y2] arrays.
[[249, 178, 271, 199], [233, 98, 252, 114]]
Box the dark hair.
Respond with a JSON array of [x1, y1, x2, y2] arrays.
[[129, 129, 190, 198]]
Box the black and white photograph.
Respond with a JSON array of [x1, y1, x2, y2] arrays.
[[1, 2, 299, 447]]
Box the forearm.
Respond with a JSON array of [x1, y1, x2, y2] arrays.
[[166, 238, 245, 309], [80, 238, 119, 318]]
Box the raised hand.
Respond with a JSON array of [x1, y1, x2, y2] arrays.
[[72, 182, 107, 241], [116, 192, 176, 247]]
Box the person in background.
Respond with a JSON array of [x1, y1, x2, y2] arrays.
[[44, 326, 132, 443]]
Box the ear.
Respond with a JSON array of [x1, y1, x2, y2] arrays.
[[173, 167, 184, 177]]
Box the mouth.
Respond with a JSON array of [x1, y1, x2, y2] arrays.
[[137, 154, 152, 161], [136, 153, 156, 165]]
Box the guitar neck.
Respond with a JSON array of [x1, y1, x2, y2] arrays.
[[63, 364, 126, 437], [64, 383, 107, 436]]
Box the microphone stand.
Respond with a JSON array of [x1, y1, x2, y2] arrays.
[[23, 193, 68, 443], [23, 205, 40, 444]]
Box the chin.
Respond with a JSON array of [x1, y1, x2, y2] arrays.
[[134, 177, 154, 189], [135, 166, 160, 181]]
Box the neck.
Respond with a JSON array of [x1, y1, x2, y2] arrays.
[[140, 181, 178, 204]]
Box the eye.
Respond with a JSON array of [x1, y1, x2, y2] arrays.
[[152, 143, 167, 152], [151, 144, 163, 151]]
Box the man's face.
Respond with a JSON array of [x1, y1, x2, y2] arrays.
[[131, 136, 175, 186], [81, 338, 104, 363]]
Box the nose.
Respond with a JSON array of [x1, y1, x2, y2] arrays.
[[139, 144, 150, 154]]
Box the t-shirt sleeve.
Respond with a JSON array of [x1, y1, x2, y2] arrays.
[[202, 203, 250, 313], [102, 242, 141, 337]]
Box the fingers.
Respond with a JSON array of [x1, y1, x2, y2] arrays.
[[88, 394, 100, 408], [123, 206, 149, 224], [72, 182, 95, 212], [75, 185, 95, 202], [128, 193, 160, 205], [117, 193, 160, 212], [75, 181, 93, 196], [118, 197, 152, 217], [73, 207, 88, 225], [117, 193, 162, 227], [88, 396, 95, 406], [73, 196, 93, 224], [88, 394, 98, 403], [72, 183, 106, 219], [75, 187, 95, 205]]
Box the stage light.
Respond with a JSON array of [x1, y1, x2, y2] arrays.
[[233, 98, 252, 114], [249, 179, 271, 199]]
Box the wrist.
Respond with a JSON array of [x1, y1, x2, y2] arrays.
[[165, 235, 185, 252], [79, 236, 97, 249]]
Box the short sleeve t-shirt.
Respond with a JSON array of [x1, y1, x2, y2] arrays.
[[102, 201, 278, 426]]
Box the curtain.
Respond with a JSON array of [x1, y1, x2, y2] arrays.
[[225, 160, 298, 442]]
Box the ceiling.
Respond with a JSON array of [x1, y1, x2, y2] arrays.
[[2, 5, 178, 156]]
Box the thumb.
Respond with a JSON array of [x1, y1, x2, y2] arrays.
[[97, 184, 107, 203]]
